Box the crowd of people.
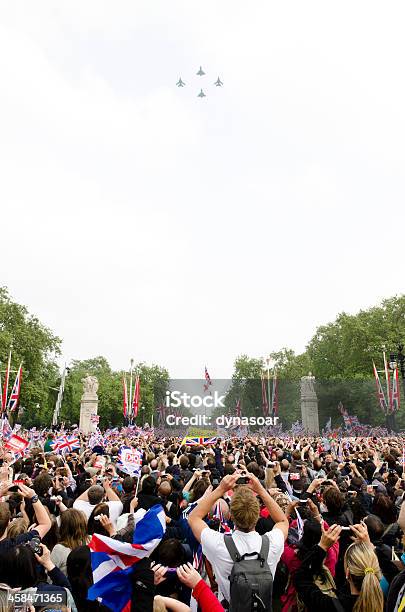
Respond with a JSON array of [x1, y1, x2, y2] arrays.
[[1, 429, 405, 611]]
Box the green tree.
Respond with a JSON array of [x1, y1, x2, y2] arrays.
[[62, 357, 169, 428], [0, 287, 61, 427]]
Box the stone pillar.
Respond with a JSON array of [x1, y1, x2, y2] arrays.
[[79, 374, 99, 434], [300, 374, 319, 434]]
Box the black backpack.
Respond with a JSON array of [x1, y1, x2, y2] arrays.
[[224, 534, 273, 612]]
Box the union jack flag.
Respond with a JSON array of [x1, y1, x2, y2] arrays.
[[88, 504, 165, 612], [0, 416, 12, 439], [184, 436, 217, 446], [203, 366, 212, 392], [7, 363, 23, 412], [392, 367, 401, 412], [52, 434, 80, 454], [90, 414, 100, 424], [132, 376, 140, 418], [343, 414, 359, 430]]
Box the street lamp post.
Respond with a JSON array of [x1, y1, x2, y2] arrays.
[[262, 356, 275, 415], [141, 406, 145, 426]]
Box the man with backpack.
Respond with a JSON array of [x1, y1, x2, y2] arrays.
[[189, 471, 288, 611]]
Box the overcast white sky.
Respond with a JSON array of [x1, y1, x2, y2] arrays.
[[1, 1, 404, 378]]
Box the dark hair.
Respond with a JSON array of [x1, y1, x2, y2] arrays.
[[88, 503, 110, 536], [296, 519, 322, 560], [157, 539, 187, 567], [141, 476, 156, 495], [33, 472, 53, 497], [363, 514, 384, 542], [67, 545, 110, 612], [323, 487, 343, 514], [122, 476, 136, 494], [372, 494, 397, 525], [0, 544, 38, 588]]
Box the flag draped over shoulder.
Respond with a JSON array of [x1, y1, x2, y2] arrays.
[[88, 504, 166, 612]]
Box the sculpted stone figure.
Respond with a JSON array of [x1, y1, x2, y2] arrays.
[[82, 374, 99, 395]]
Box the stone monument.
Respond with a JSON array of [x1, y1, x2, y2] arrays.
[[79, 374, 99, 434], [300, 373, 319, 434]]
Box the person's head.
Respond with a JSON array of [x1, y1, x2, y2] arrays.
[[372, 494, 397, 525], [313, 458, 323, 471], [157, 538, 187, 567], [141, 476, 156, 495], [87, 503, 110, 536], [344, 541, 383, 612], [297, 519, 322, 559], [179, 455, 189, 470], [87, 485, 105, 506], [190, 478, 210, 502], [67, 545, 96, 607], [59, 509, 88, 550], [230, 486, 260, 532], [362, 515, 384, 543], [0, 545, 38, 589], [122, 476, 136, 494], [0, 503, 11, 538], [158, 481, 172, 498], [33, 472, 53, 497], [280, 459, 289, 472], [323, 487, 344, 515], [7, 518, 28, 539]]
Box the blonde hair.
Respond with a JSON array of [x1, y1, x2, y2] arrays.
[[344, 542, 383, 612], [7, 517, 28, 539], [154, 595, 167, 612], [230, 487, 260, 531]]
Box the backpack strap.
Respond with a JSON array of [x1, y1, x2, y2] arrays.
[[224, 534, 242, 562], [259, 535, 270, 566]]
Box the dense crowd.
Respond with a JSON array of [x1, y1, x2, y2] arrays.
[[1, 430, 405, 611]]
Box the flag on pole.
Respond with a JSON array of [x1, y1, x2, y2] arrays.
[[261, 373, 269, 417], [123, 376, 128, 418], [271, 370, 278, 417], [392, 367, 401, 412], [235, 399, 241, 418], [0, 371, 2, 413], [203, 366, 212, 392], [373, 361, 388, 414], [384, 352, 393, 414], [132, 376, 140, 418], [7, 363, 22, 412], [2, 349, 12, 411], [88, 504, 166, 612]]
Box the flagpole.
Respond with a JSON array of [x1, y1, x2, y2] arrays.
[[2, 347, 12, 412], [128, 358, 134, 425]]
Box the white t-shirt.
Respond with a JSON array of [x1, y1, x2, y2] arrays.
[[201, 527, 285, 603], [73, 499, 123, 524]]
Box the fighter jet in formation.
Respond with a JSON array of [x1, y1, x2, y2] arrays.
[[196, 66, 206, 76], [214, 77, 223, 87], [197, 89, 206, 98], [176, 77, 186, 87]]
